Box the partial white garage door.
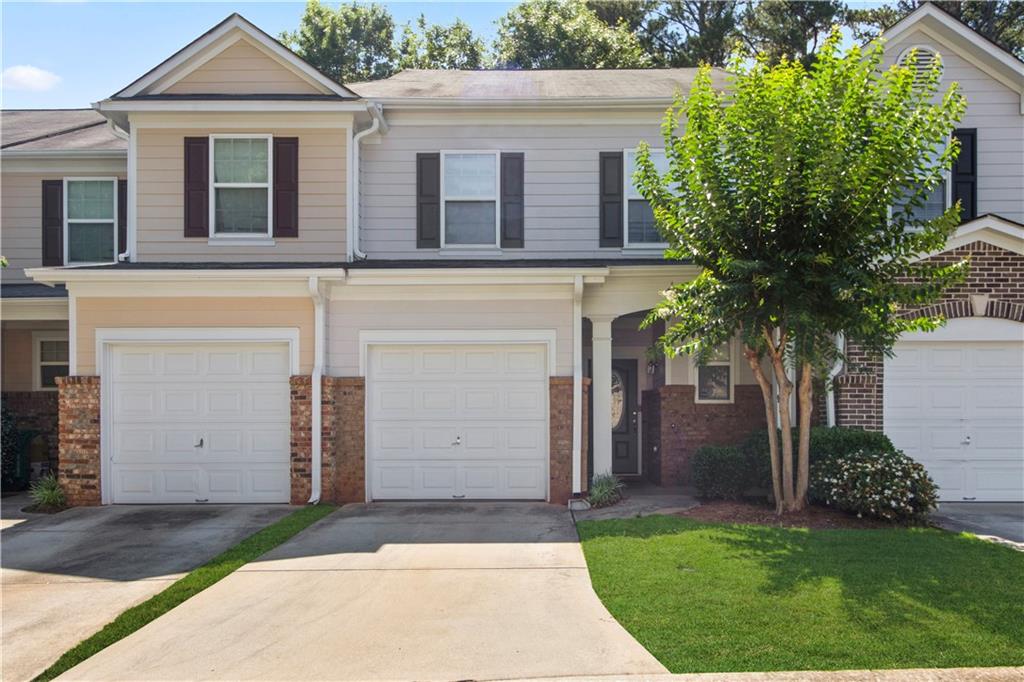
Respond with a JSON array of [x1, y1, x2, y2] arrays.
[[884, 338, 1024, 502], [109, 343, 291, 503], [367, 344, 548, 500]]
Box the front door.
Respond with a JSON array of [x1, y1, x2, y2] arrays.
[[611, 359, 639, 475]]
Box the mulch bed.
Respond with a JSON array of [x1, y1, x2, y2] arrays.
[[21, 503, 67, 514], [678, 500, 893, 529]]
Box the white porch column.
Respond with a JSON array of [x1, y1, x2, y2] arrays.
[[590, 315, 615, 478]]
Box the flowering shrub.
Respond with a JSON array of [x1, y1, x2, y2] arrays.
[[810, 449, 937, 522]]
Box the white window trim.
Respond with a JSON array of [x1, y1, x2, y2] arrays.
[[32, 331, 70, 392], [622, 147, 669, 249], [694, 338, 736, 405], [889, 135, 954, 225], [208, 133, 273, 240], [63, 177, 118, 266], [439, 149, 501, 249]]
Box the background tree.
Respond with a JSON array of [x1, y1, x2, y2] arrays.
[[634, 34, 967, 513], [740, 0, 847, 64], [847, 1, 1024, 58], [281, 0, 397, 83], [398, 15, 488, 70], [493, 0, 651, 68]]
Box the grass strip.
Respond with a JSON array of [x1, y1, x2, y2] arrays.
[[34, 504, 335, 682]]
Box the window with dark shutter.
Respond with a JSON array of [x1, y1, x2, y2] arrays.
[[41, 180, 63, 266], [952, 128, 977, 222], [273, 137, 299, 238], [118, 179, 127, 258], [183, 137, 209, 237], [416, 153, 441, 248], [599, 152, 624, 247], [500, 152, 524, 248]]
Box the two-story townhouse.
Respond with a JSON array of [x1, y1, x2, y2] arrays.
[[3, 3, 1022, 507]]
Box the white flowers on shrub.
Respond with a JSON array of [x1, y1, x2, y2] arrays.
[[809, 448, 937, 522]]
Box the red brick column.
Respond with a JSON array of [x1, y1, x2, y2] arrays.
[[56, 376, 101, 506], [289, 376, 313, 504], [549, 377, 589, 505], [333, 378, 366, 503]]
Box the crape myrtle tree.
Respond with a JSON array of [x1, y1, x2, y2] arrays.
[[633, 32, 967, 513]]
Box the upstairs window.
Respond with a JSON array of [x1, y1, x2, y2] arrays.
[[894, 145, 949, 225], [695, 341, 733, 403], [211, 135, 271, 236], [64, 178, 117, 265], [442, 151, 499, 246], [624, 148, 669, 245]]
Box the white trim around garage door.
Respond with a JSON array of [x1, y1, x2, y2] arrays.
[[357, 329, 558, 377], [899, 317, 1023, 343], [95, 327, 300, 504]]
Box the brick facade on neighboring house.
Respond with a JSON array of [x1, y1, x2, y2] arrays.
[[56, 376, 101, 506], [549, 377, 590, 505], [643, 384, 766, 486], [1, 391, 59, 470], [835, 240, 1024, 431], [331, 377, 366, 504]]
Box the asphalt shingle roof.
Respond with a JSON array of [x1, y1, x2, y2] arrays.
[[1, 109, 126, 152]]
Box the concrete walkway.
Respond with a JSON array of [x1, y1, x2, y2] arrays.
[[60, 502, 666, 681], [2, 503, 291, 682], [933, 502, 1024, 545]]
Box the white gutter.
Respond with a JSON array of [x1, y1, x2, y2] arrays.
[[307, 275, 325, 505], [572, 275, 584, 497], [825, 333, 846, 427], [351, 103, 386, 260]]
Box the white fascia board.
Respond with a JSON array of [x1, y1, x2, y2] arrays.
[[96, 100, 367, 113], [25, 267, 346, 285], [913, 216, 1024, 260], [342, 267, 610, 287], [365, 97, 679, 110], [0, 298, 70, 321]]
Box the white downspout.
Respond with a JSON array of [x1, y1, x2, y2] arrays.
[[351, 104, 386, 260], [825, 333, 845, 427], [307, 276, 325, 504], [115, 119, 133, 262], [572, 275, 583, 497]]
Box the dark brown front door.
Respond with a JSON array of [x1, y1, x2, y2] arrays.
[[611, 359, 639, 475]]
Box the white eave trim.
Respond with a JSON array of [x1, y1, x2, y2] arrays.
[[95, 100, 366, 113], [0, 297, 70, 321], [25, 267, 346, 285], [913, 215, 1024, 260], [0, 149, 127, 159], [359, 97, 681, 110]]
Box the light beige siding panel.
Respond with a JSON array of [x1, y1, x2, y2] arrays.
[[1, 327, 33, 391], [162, 41, 323, 96], [1, 171, 126, 284], [75, 297, 314, 375], [328, 297, 574, 376], [135, 127, 346, 262]]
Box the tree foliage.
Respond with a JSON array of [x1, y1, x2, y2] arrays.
[[493, 0, 651, 68], [397, 15, 488, 70], [634, 33, 967, 512], [281, 0, 397, 83], [740, 0, 847, 65]]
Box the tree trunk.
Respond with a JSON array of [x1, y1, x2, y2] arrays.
[[795, 361, 813, 511], [745, 346, 783, 513], [769, 351, 796, 512]]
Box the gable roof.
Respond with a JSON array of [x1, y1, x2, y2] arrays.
[[881, 2, 1024, 108], [1, 109, 125, 153], [112, 13, 357, 100], [349, 68, 730, 104]]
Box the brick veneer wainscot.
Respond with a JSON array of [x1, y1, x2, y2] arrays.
[[836, 241, 1024, 431], [56, 376, 102, 506], [1, 391, 60, 466], [549, 377, 590, 505]]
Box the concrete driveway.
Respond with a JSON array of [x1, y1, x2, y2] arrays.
[[60, 503, 666, 681], [2, 503, 291, 682], [934, 502, 1024, 544]]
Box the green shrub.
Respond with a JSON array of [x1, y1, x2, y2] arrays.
[[589, 473, 624, 508], [691, 445, 753, 500], [29, 473, 66, 509], [810, 449, 937, 522]]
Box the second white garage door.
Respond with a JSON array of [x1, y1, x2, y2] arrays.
[[367, 343, 549, 500]]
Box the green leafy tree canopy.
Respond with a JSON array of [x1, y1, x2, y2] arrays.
[[398, 15, 488, 70]]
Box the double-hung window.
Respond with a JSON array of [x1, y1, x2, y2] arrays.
[[624, 148, 669, 246], [441, 151, 499, 247], [33, 332, 69, 391], [695, 341, 734, 403], [64, 178, 117, 265], [893, 144, 951, 225], [210, 135, 272, 237]]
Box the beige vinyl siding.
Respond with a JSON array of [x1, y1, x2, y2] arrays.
[[358, 114, 665, 259], [75, 297, 314, 374], [1, 171, 126, 284], [884, 30, 1024, 223], [1, 326, 33, 391], [135, 126, 346, 261], [328, 295, 574, 376], [163, 40, 324, 96]]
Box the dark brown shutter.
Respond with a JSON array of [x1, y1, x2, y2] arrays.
[[952, 128, 976, 222], [117, 179, 127, 258], [273, 137, 299, 238], [416, 152, 441, 248], [184, 137, 209, 237], [41, 180, 63, 266], [500, 152, 525, 248], [599, 151, 623, 247]]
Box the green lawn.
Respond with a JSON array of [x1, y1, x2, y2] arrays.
[[577, 515, 1024, 673], [34, 504, 335, 682]]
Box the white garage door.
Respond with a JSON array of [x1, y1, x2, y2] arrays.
[[367, 344, 548, 500], [109, 343, 291, 503], [884, 339, 1024, 502]]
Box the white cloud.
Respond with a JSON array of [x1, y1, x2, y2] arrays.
[[2, 65, 62, 92]]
